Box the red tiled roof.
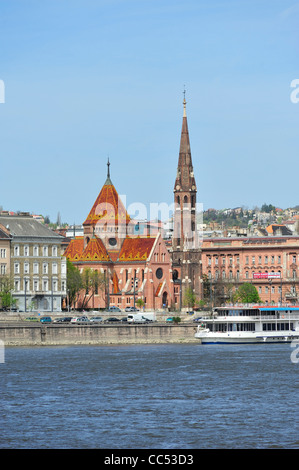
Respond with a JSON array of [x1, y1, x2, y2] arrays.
[[63, 237, 84, 261], [80, 237, 111, 262], [118, 236, 156, 262], [83, 181, 130, 227]]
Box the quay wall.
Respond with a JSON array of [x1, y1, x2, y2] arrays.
[[0, 324, 199, 346]]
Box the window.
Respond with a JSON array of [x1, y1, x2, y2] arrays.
[[156, 268, 163, 279], [271, 256, 275, 264], [278, 255, 281, 264], [52, 245, 58, 256], [252, 256, 255, 265], [24, 245, 29, 256], [293, 255, 297, 264], [245, 256, 249, 264], [33, 280, 39, 292], [222, 271, 226, 279], [43, 246, 48, 257], [236, 270, 239, 280], [52, 263, 58, 275], [43, 263, 48, 274], [0, 264, 6, 275], [14, 279, 20, 291], [258, 256, 262, 264], [208, 257, 211, 265], [52, 280, 57, 292], [215, 257, 218, 265], [61, 280, 66, 293], [33, 245, 39, 256], [24, 263, 29, 274], [229, 257, 233, 266], [33, 263, 39, 274], [265, 256, 268, 264], [0, 249, 6, 258], [14, 263, 20, 274], [271, 286, 275, 294], [43, 279, 48, 291], [245, 271, 249, 279], [126, 297, 130, 304], [258, 286, 262, 294], [293, 270, 296, 279], [265, 286, 268, 294], [14, 246, 20, 256]]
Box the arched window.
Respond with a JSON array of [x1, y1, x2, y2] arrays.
[[183, 195, 188, 205]]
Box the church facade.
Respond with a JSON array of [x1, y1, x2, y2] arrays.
[[64, 162, 173, 310]]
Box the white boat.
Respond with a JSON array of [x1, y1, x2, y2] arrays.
[[195, 306, 299, 344]]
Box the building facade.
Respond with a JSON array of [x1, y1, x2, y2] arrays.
[[0, 214, 67, 312], [64, 164, 174, 310], [202, 236, 299, 305]]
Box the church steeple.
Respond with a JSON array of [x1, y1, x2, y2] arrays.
[[173, 93, 197, 249], [174, 94, 197, 193]]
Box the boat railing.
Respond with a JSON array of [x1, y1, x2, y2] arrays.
[[213, 314, 299, 321]]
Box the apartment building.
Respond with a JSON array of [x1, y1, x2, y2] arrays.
[[202, 236, 299, 304], [0, 214, 67, 312]]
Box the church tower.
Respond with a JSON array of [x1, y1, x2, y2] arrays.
[[172, 94, 201, 304]]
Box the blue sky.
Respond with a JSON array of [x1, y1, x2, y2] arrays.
[[0, 0, 298, 223]]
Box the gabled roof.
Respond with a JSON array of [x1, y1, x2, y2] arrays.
[[118, 236, 156, 262], [63, 237, 84, 261], [64, 236, 112, 263], [83, 179, 130, 227], [80, 236, 111, 262]]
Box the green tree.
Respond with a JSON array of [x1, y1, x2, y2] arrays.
[[234, 283, 261, 303], [66, 259, 83, 309], [183, 287, 197, 310], [80, 267, 106, 309], [136, 298, 145, 309], [0, 275, 16, 310]]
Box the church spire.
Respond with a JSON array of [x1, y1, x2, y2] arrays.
[[174, 91, 196, 192], [105, 157, 112, 185]]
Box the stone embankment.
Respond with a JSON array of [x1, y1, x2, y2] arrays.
[[0, 312, 202, 346], [0, 323, 198, 346]]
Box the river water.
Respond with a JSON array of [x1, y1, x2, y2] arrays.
[[0, 343, 298, 449]]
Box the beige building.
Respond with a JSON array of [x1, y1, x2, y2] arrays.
[[0, 224, 11, 277], [0, 214, 67, 312]]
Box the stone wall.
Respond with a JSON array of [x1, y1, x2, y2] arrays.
[[0, 324, 198, 346]]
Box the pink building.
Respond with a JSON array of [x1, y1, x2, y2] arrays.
[[202, 236, 299, 305]]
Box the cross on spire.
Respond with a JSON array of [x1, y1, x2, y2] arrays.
[[107, 157, 110, 178], [183, 86, 187, 117]]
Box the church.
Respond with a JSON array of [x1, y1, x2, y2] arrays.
[[64, 97, 201, 310], [64, 161, 174, 310]]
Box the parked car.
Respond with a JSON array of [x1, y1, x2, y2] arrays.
[[89, 316, 103, 323], [166, 317, 174, 322], [106, 306, 122, 312], [125, 307, 140, 312], [62, 317, 73, 323], [40, 316, 52, 323], [193, 317, 203, 323], [71, 316, 90, 324], [105, 317, 120, 323], [54, 316, 73, 323], [120, 317, 127, 322], [24, 316, 39, 322]]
